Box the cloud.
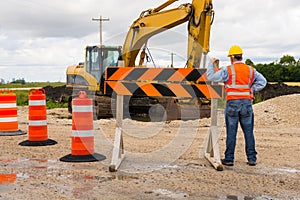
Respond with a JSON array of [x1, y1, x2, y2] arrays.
[[211, 0, 300, 63], [0, 0, 300, 82], [0, 0, 94, 38]]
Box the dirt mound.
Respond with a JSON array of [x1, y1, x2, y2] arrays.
[[254, 93, 300, 127], [257, 82, 300, 101], [43, 85, 72, 103]]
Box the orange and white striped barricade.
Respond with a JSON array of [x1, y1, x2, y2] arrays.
[[19, 88, 57, 146], [0, 90, 26, 136], [105, 67, 224, 171], [60, 91, 105, 162]]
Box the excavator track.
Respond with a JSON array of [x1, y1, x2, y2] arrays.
[[94, 95, 211, 121], [94, 95, 115, 119], [68, 93, 211, 121]]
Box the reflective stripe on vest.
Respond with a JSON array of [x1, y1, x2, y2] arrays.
[[227, 92, 252, 96], [225, 64, 254, 99]]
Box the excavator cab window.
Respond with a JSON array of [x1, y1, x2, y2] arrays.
[[85, 46, 101, 81], [101, 49, 119, 71], [86, 46, 120, 82], [99, 47, 120, 92]]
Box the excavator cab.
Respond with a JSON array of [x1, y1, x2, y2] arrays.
[[66, 45, 121, 92], [85, 45, 121, 92], [86, 46, 121, 82], [66, 45, 122, 117]]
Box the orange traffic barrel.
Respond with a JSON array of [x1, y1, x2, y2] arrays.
[[0, 90, 26, 136], [60, 91, 105, 162], [19, 88, 57, 146]]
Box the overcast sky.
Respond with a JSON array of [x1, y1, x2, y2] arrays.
[[0, 0, 299, 82]]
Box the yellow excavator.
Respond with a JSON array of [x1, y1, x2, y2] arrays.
[[66, 0, 214, 120]]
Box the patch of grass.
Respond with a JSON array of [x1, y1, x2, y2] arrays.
[[15, 90, 29, 106], [1, 83, 67, 109], [0, 82, 65, 89], [12, 91, 67, 108], [217, 98, 226, 109], [46, 99, 68, 109], [253, 93, 263, 104]]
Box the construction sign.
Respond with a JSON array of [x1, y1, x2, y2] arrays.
[[104, 67, 223, 98]]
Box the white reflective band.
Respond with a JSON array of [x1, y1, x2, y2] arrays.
[[29, 100, 46, 106], [72, 105, 93, 112], [72, 130, 94, 137], [227, 92, 250, 96], [226, 85, 249, 89], [248, 65, 253, 86], [29, 120, 47, 126], [0, 103, 17, 108], [230, 64, 236, 85], [0, 117, 17, 122]]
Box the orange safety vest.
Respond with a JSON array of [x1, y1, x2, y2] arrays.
[[225, 63, 255, 101]]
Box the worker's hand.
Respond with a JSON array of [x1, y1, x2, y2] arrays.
[[210, 58, 219, 68], [210, 58, 219, 67], [250, 90, 255, 100], [210, 58, 219, 63]]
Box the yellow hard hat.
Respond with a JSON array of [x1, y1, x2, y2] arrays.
[[228, 45, 243, 57]]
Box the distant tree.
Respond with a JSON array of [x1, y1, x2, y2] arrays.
[[279, 55, 295, 66], [245, 59, 255, 66], [274, 65, 289, 82], [11, 78, 26, 85], [258, 57, 300, 82], [255, 62, 283, 82], [287, 64, 300, 82]]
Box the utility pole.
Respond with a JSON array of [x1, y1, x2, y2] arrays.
[[170, 52, 174, 68], [92, 15, 109, 46]]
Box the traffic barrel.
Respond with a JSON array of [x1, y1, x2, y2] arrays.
[[60, 91, 105, 162], [0, 90, 26, 136], [0, 174, 17, 184], [19, 88, 57, 146]]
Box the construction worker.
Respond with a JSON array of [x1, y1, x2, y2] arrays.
[[207, 45, 267, 166]]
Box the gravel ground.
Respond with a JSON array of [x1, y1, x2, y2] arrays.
[[0, 94, 300, 200]]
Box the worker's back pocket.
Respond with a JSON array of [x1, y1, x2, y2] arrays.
[[226, 103, 239, 117], [240, 103, 252, 118]]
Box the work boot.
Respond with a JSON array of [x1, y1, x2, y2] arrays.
[[247, 161, 256, 166], [221, 159, 234, 166]]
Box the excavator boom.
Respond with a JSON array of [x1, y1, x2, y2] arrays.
[[122, 0, 214, 68], [122, 2, 192, 67]]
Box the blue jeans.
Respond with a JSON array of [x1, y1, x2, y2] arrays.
[[224, 99, 257, 163]]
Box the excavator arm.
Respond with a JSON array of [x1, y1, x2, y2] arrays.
[[187, 0, 213, 68], [122, 0, 214, 68]]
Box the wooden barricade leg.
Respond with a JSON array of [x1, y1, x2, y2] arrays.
[[203, 59, 223, 171], [109, 95, 125, 172], [204, 98, 223, 171]]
